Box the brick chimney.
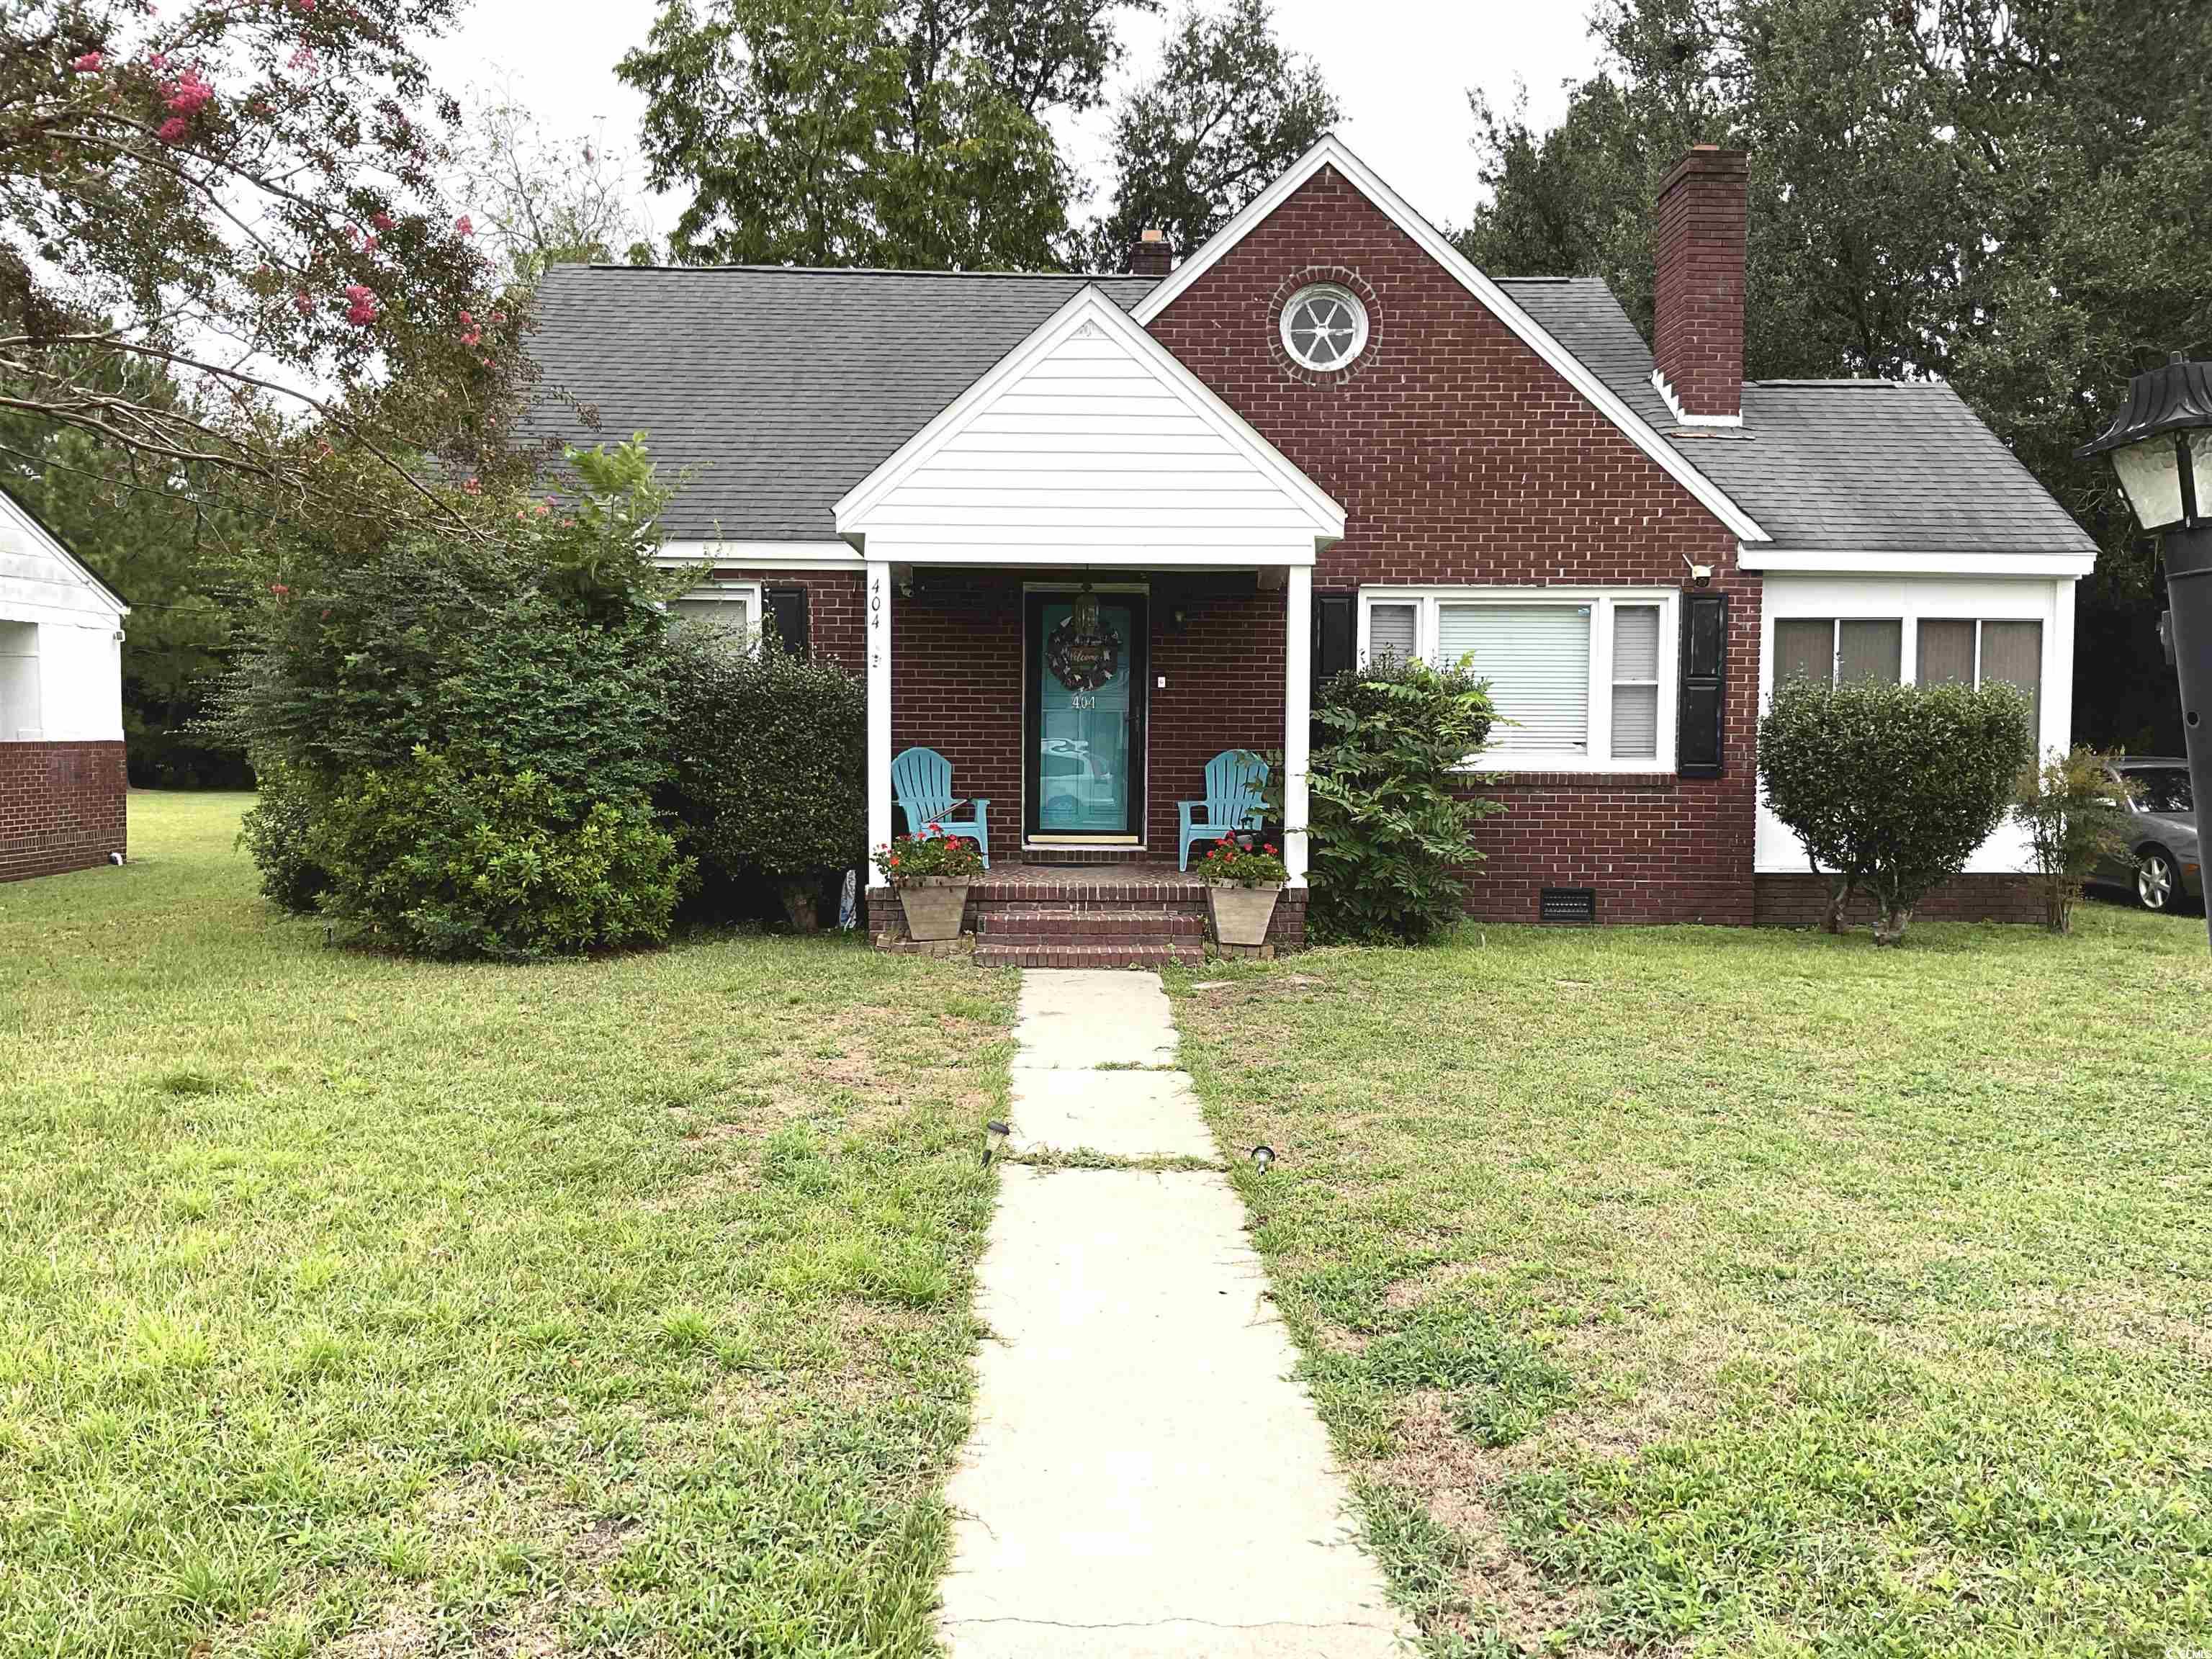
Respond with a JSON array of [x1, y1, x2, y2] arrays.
[[1652, 145, 1748, 423], [1125, 227, 1174, 278]]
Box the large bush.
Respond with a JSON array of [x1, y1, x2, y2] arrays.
[[1759, 677, 2034, 945], [660, 625, 867, 928], [218, 441, 696, 958], [307, 752, 685, 959], [1304, 653, 1503, 944], [2012, 747, 2136, 934]]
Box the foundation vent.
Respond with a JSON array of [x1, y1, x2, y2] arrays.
[[1539, 887, 1598, 924]]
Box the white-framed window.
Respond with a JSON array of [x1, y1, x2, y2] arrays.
[[666, 580, 762, 644], [1916, 617, 2044, 727], [1358, 588, 1679, 771], [0, 621, 39, 742], [1280, 283, 1370, 372], [1772, 617, 1903, 687]]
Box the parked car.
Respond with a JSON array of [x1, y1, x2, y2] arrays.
[[2090, 757, 2200, 912]]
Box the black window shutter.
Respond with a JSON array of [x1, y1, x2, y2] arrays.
[[1312, 593, 1355, 702], [765, 585, 810, 655], [1678, 591, 1727, 777]]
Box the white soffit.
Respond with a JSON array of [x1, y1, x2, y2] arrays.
[[1132, 135, 1771, 546], [1740, 546, 2098, 577]]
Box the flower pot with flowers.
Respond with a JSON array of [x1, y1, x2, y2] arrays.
[[871, 828, 987, 942], [1195, 840, 1289, 947]]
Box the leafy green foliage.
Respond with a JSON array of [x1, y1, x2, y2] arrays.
[[307, 752, 685, 959], [234, 768, 327, 914], [661, 624, 868, 923], [871, 832, 986, 886], [1082, 0, 1339, 269], [1759, 676, 2034, 944], [1303, 654, 1503, 944], [1456, 0, 2212, 751], [2013, 746, 2138, 934], [1193, 838, 1287, 888], [621, 0, 1148, 269]]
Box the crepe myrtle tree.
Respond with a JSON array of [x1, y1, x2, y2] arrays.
[[1, 0, 529, 533]]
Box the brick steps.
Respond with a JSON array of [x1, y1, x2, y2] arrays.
[[974, 940, 1205, 969], [972, 890, 1209, 968], [976, 904, 1205, 941]]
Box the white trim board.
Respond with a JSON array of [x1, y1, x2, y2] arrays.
[[835, 284, 1344, 567], [657, 541, 859, 570], [1130, 135, 1771, 547], [1738, 545, 2098, 577]]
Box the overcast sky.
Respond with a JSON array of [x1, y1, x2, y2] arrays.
[[423, 0, 1606, 248]]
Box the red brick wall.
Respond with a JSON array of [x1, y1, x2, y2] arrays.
[[1, 740, 127, 882], [713, 568, 865, 674], [1144, 164, 1761, 925], [1753, 873, 2045, 929], [1652, 147, 1748, 421]]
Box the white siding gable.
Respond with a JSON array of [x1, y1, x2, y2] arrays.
[[0, 490, 127, 743], [0, 488, 127, 626], [835, 287, 1343, 567]]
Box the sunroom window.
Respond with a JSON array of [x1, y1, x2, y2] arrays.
[[1358, 590, 1676, 768], [1917, 617, 2043, 727], [667, 581, 762, 642]]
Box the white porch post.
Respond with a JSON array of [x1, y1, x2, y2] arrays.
[[866, 560, 893, 886], [1283, 562, 1312, 887]]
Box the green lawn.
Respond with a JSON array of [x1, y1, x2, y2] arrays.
[[1169, 908, 2212, 1658], [0, 792, 1017, 1658]]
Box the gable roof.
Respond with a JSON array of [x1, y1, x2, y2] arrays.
[[523, 266, 1156, 541], [1133, 135, 1772, 545], [835, 284, 1343, 566], [1498, 276, 2099, 565], [0, 482, 129, 617]]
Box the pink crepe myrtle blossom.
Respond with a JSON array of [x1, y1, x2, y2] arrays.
[[156, 115, 189, 143], [342, 284, 377, 324], [70, 51, 103, 72], [292, 289, 314, 316], [164, 69, 212, 114], [454, 215, 472, 236], [371, 212, 394, 233]]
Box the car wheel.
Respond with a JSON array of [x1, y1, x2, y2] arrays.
[[2137, 848, 2177, 912]]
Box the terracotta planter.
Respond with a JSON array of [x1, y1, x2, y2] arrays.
[[896, 878, 971, 943], [1206, 883, 1282, 948]]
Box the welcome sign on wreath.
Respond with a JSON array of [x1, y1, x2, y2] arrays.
[[1047, 598, 1121, 692]]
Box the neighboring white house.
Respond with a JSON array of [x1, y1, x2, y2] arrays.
[[1, 485, 130, 881]]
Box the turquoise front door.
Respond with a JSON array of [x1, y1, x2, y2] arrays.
[[1025, 592, 1148, 841]]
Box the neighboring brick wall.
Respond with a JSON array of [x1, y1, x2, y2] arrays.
[[1145, 164, 1761, 926], [1753, 873, 2046, 929], [1, 740, 127, 882], [714, 567, 865, 674], [1652, 147, 1749, 421]]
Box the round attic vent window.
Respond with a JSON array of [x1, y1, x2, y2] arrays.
[[1280, 282, 1368, 372]]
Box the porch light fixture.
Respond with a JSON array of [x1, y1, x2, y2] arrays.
[[1249, 1145, 1274, 1174], [984, 1120, 1011, 1166], [2080, 352, 2212, 951]]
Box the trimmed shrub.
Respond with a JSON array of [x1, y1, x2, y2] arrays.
[[1759, 676, 2034, 945], [307, 751, 686, 959], [1303, 653, 1504, 944], [235, 766, 328, 914], [659, 626, 867, 929], [2013, 747, 2136, 933]]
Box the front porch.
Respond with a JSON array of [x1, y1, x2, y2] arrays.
[[869, 857, 1310, 966]]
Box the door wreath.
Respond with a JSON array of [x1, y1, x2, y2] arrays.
[[1047, 595, 1121, 691]]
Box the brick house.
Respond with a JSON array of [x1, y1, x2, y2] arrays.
[[0, 484, 128, 883], [526, 138, 2097, 958]]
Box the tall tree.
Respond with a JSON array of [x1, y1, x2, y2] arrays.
[[619, 0, 1150, 270], [454, 91, 657, 279], [0, 0, 527, 535], [1456, 0, 2212, 750], [1083, 0, 1339, 271]]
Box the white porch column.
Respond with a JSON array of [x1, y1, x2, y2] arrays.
[[1283, 562, 1313, 887], [866, 560, 893, 886]]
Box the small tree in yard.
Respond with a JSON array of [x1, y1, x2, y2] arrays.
[[659, 624, 866, 930], [1303, 653, 1503, 944], [2013, 747, 2137, 935], [1759, 677, 2035, 946]]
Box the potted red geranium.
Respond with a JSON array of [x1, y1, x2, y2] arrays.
[[1195, 840, 1289, 947], [871, 828, 986, 942]]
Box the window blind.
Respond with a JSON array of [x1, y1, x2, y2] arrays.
[[1980, 619, 2042, 729], [1439, 603, 1590, 751], [1838, 620, 1901, 685], [1774, 619, 1833, 686], [1611, 605, 1660, 759], [1917, 619, 1977, 686], [1367, 602, 1417, 662]]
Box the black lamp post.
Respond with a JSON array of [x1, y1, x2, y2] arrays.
[[2080, 354, 2212, 951]]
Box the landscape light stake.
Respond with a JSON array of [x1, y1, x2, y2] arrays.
[[2080, 354, 2212, 953], [984, 1121, 1010, 1166], [1249, 1145, 1274, 1175]]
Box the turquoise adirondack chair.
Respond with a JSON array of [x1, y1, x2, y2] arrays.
[[891, 747, 991, 868], [1178, 750, 1269, 871]]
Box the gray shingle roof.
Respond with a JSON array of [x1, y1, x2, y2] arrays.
[[522, 266, 1156, 541], [1496, 276, 2095, 556], [522, 262, 2092, 557]]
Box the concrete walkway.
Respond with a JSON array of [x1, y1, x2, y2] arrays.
[[940, 970, 1408, 1658]]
